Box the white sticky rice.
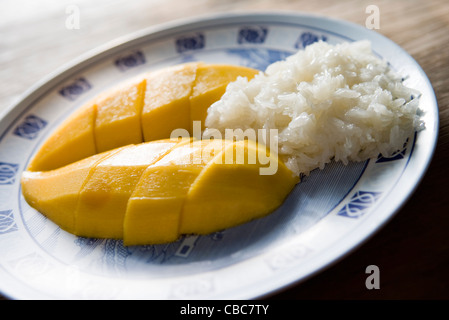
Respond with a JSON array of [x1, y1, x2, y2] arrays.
[[204, 40, 424, 176]]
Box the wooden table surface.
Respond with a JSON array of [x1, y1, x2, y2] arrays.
[[1, 0, 448, 300]]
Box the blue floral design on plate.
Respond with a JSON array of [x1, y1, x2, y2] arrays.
[[0, 162, 19, 185], [337, 191, 382, 219], [175, 33, 205, 53], [237, 26, 268, 44], [114, 50, 146, 71], [13, 114, 47, 140], [0, 210, 18, 235], [59, 78, 92, 101]]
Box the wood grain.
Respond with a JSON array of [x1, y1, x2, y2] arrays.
[[1, 0, 448, 300]]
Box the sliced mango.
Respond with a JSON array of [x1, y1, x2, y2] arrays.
[[180, 139, 299, 235], [141, 63, 199, 142], [21, 138, 297, 244], [94, 78, 146, 153], [27, 102, 97, 172], [21, 149, 120, 233], [75, 139, 181, 239], [27, 62, 258, 172], [124, 139, 225, 245]]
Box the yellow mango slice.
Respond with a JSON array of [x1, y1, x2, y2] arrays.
[[27, 102, 97, 172], [94, 78, 146, 153], [75, 139, 181, 239], [21, 149, 120, 233], [180, 139, 299, 235], [141, 62, 200, 142], [21, 137, 297, 244], [27, 62, 258, 172], [189, 64, 259, 132], [124, 139, 225, 245]]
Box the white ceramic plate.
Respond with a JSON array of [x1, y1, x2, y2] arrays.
[[0, 12, 438, 300]]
